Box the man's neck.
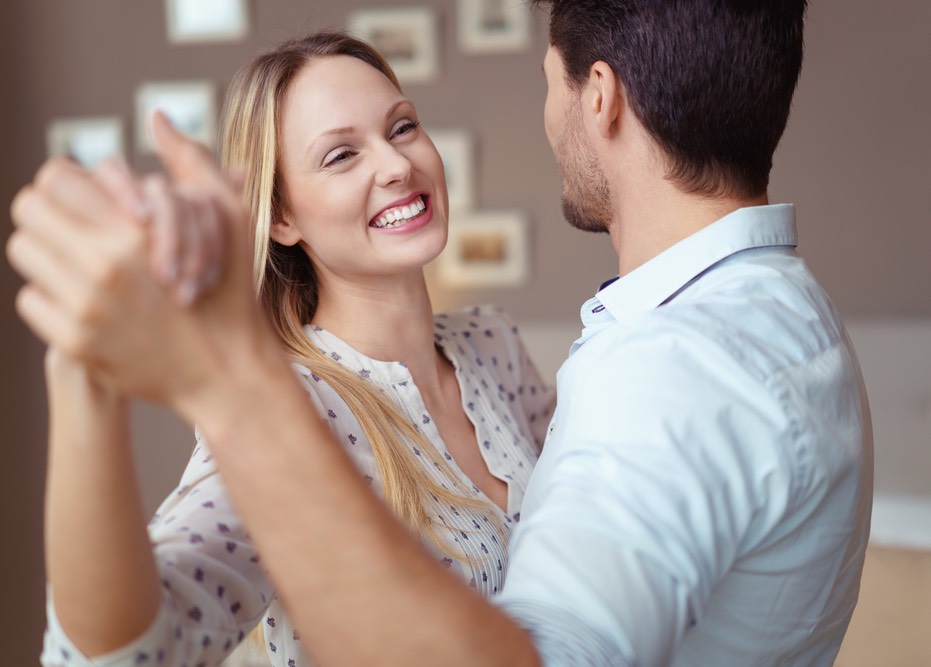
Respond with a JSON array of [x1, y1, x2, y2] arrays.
[[609, 182, 769, 276]]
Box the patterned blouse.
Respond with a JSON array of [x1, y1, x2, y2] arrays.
[[41, 306, 556, 667]]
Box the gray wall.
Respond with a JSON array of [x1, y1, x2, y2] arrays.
[[1, 1, 928, 663]]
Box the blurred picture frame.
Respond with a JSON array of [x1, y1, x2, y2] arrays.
[[46, 116, 124, 168], [438, 211, 529, 288], [165, 0, 250, 44], [135, 81, 216, 154], [427, 129, 475, 212], [457, 0, 531, 54], [347, 7, 439, 84]]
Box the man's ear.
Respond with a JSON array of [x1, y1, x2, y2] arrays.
[[587, 61, 624, 139], [270, 211, 303, 247]]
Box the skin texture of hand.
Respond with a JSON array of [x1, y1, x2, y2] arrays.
[[7, 112, 270, 411], [93, 155, 227, 305]]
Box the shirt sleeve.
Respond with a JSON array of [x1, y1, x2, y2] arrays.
[[41, 433, 275, 667], [496, 324, 792, 666]]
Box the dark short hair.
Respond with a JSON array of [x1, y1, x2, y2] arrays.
[[533, 0, 808, 197]]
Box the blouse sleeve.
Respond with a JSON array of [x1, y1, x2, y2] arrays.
[[40, 365, 358, 667], [41, 432, 275, 667]]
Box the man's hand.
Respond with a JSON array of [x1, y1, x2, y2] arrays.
[[6, 113, 270, 410]]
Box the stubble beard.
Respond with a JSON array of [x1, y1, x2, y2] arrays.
[[556, 114, 613, 235]]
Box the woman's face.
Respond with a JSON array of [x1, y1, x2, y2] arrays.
[[274, 55, 449, 285]]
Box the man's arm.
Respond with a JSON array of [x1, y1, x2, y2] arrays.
[[181, 339, 541, 667]]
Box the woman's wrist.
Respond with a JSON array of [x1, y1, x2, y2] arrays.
[[45, 348, 126, 417]]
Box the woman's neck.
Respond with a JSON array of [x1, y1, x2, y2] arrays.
[[309, 271, 447, 393]]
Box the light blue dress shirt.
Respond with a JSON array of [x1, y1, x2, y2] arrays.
[[498, 204, 873, 666]]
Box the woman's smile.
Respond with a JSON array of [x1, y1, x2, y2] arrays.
[[369, 193, 432, 233]]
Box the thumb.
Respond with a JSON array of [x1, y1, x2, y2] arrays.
[[151, 110, 228, 194]]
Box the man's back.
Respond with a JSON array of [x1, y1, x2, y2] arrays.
[[500, 205, 873, 666]]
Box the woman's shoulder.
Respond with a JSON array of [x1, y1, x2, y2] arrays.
[[434, 304, 519, 339]]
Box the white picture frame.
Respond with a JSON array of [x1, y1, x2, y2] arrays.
[[135, 81, 217, 154], [457, 0, 532, 54], [347, 7, 439, 84], [165, 0, 249, 44], [46, 116, 124, 168], [437, 211, 529, 288], [427, 128, 475, 212]]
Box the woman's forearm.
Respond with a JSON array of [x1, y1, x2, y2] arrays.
[[44, 351, 162, 657]]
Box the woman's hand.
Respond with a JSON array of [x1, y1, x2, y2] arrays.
[[93, 153, 226, 306], [6, 113, 273, 413]]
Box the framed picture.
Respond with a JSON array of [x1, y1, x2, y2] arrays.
[[457, 0, 532, 54], [165, 0, 249, 44], [427, 129, 475, 212], [46, 116, 124, 168], [135, 81, 216, 154], [347, 7, 439, 84], [437, 211, 529, 288]]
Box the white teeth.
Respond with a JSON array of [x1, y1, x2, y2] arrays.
[[371, 196, 426, 228]]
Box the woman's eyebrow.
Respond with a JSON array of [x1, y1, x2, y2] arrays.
[[307, 99, 413, 159]]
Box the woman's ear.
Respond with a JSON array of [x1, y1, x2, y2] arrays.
[[270, 211, 303, 246], [587, 60, 623, 139]]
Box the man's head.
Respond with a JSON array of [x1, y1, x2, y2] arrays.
[[533, 0, 808, 201]]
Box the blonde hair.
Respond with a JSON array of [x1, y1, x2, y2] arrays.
[[218, 33, 501, 556]]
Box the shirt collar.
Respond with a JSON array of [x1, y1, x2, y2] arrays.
[[581, 204, 798, 327], [304, 324, 415, 385]]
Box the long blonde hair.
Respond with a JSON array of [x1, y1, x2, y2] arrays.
[[218, 33, 500, 555]]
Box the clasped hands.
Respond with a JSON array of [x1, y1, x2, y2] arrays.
[[6, 112, 268, 411]]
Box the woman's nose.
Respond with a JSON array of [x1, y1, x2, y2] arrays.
[[373, 141, 413, 188]]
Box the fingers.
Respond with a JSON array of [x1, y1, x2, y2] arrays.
[[93, 157, 149, 223], [9, 183, 107, 283], [143, 176, 225, 305], [14, 283, 80, 356], [5, 225, 85, 307], [184, 191, 225, 298], [143, 174, 181, 285], [29, 157, 120, 225]]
